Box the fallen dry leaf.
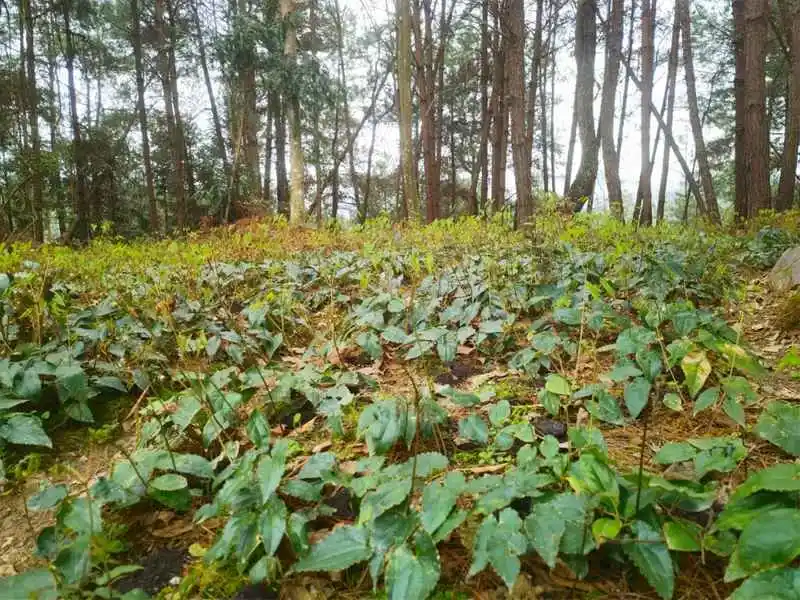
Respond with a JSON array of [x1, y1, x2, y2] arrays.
[[312, 441, 332, 453]]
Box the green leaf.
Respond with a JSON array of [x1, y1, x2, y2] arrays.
[[0, 569, 58, 600], [692, 438, 747, 478], [172, 395, 202, 431], [524, 493, 586, 567], [539, 390, 561, 416], [567, 453, 619, 504], [607, 364, 643, 382], [458, 414, 489, 445], [149, 473, 188, 492], [55, 365, 90, 403], [0, 415, 51, 448], [357, 331, 382, 360], [729, 567, 800, 599], [421, 472, 465, 535], [293, 525, 371, 572], [654, 442, 696, 465], [663, 519, 702, 552], [94, 376, 127, 393], [585, 390, 625, 426], [723, 395, 746, 427], [755, 401, 800, 456], [15, 369, 41, 398], [27, 484, 68, 511], [386, 533, 441, 600], [681, 351, 711, 398], [54, 536, 91, 584], [359, 479, 412, 523], [206, 335, 221, 358], [258, 497, 287, 556], [737, 508, 800, 573], [540, 435, 560, 459], [622, 521, 675, 600], [298, 452, 337, 480], [545, 373, 571, 396], [693, 387, 719, 415], [382, 326, 411, 344], [731, 463, 800, 502], [591, 518, 622, 544], [257, 444, 287, 502], [662, 393, 682, 412], [469, 508, 527, 588], [624, 377, 651, 419], [616, 327, 656, 355], [488, 400, 511, 427]]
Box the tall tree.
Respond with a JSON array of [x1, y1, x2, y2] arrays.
[[600, 0, 625, 220], [568, 0, 600, 211], [21, 0, 43, 241], [635, 0, 655, 225], [397, 0, 418, 220], [656, 4, 679, 222], [281, 0, 305, 224], [679, 0, 721, 222], [735, 0, 771, 218], [506, 0, 533, 226], [490, 0, 508, 212], [777, 0, 800, 211], [131, 0, 159, 232]]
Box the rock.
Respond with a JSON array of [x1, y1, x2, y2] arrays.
[[768, 246, 800, 292]]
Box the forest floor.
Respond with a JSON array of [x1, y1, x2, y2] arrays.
[[0, 215, 799, 600]]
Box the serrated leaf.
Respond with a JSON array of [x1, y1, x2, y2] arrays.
[[585, 390, 625, 425], [681, 351, 711, 398], [693, 387, 719, 415], [386, 533, 441, 600], [622, 521, 674, 600], [729, 567, 800, 599], [755, 401, 800, 456], [730, 463, 800, 502], [469, 508, 527, 588], [737, 508, 800, 573], [592, 518, 622, 544], [524, 493, 586, 567], [654, 442, 696, 465], [607, 364, 643, 382], [382, 326, 411, 344], [662, 392, 682, 412], [0, 415, 51, 448], [293, 525, 371, 572], [258, 497, 287, 557], [624, 377, 651, 419], [458, 414, 489, 445], [723, 395, 746, 427], [567, 453, 619, 503], [421, 472, 465, 535], [357, 331, 382, 360], [27, 484, 68, 511], [360, 478, 412, 523], [488, 400, 511, 427], [94, 376, 127, 393], [663, 519, 702, 552], [545, 373, 571, 396]]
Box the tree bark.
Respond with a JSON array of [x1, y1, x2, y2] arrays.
[[273, 93, 289, 216], [468, 0, 490, 215], [679, 0, 721, 222], [568, 0, 600, 211], [398, 0, 418, 219], [281, 0, 305, 224], [600, 0, 624, 220], [656, 4, 679, 222], [777, 0, 800, 211], [736, 0, 771, 218], [635, 0, 655, 225], [490, 0, 508, 212], [63, 0, 90, 242], [22, 0, 44, 242], [617, 0, 636, 157], [505, 0, 533, 226]]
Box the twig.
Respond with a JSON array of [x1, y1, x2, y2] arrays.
[[124, 385, 151, 421]]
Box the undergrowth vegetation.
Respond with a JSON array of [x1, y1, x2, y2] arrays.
[[1, 213, 799, 599]]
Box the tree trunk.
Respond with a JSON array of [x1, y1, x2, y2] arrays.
[[468, 0, 490, 215], [398, 0, 419, 219], [733, 0, 747, 219], [617, 0, 636, 157], [777, 0, 800, 211], [281, 0, 305, 224], [656, 3, 679, 222], [164, 0, 189, 228], [568, 0, 600, 211], [635, 0, 655, 225], [505, 0, 533, 226], [525, 0, 544, 183], [679, 0, 721, 222], [601, 0, 624, 220], [490, 0, 508, 212], [273, 93, 289, 216], [263, 102, 273, 211], [132, 0, 158, 233], [737, 0, 771, 218], [63, 0, 90, 242], [190, 0, 231, 220], [22, 0, 44, 242], [563, 83, 579, 197]]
